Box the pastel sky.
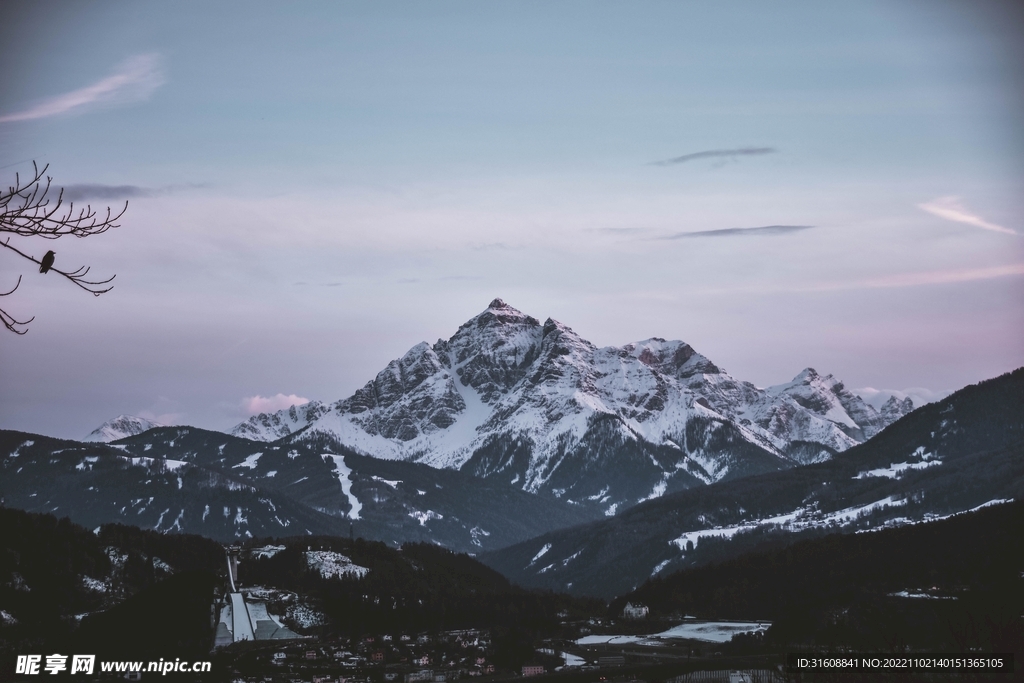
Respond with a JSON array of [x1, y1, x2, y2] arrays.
[[1, 1, 1022, 438]]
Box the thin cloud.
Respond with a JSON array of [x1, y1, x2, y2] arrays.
[[0, 53, 165, 124], [61, 184, 152, 202], [470, 242, 516, 251], [660, 225, 813, 239], [855, 263, 1024, 289], [699, 262, 1024, 296], [918, 196, 1016, 235], [650, 146, 776, 166], [60, 182, 208, 202], [585, 227, 648, 235]]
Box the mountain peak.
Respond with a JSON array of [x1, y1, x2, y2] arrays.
[[84, 415, 163, 443], [459, 300, 537, 331], [795, 367, 821, 382], [880, 395, 915, 421]]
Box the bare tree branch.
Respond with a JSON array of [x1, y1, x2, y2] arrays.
[[0, 275, 34, 334], [0, 237, 115, 294], [0, 162, 127, 239], [0, 274, 22, 297], [0, 162, 126, 333]]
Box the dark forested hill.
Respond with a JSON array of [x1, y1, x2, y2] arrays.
[[0, 426, 598, 553], [0, 506, 603, 672], [618, 499, 1024, 652], [238, 536, 601, 637]]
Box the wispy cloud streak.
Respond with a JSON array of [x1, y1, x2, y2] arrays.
[[918, 196, 1016, 235], [698, 263, 1024, 296], [61, 185, 152, 202], [0, 53, 164, 124], [854, 263, 1024, 289], [660, 225, 813, 239], [59, 182, 207, 202], [585, 227, 647, 235], [650, 146, 776, 166]]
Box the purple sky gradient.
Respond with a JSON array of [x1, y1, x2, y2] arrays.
[[1, 1, 1022, 438]]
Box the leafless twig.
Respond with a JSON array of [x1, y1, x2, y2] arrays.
[[0, 162, 125, 334]]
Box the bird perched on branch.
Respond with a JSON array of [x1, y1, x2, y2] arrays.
[[39, 250, 55, 274]]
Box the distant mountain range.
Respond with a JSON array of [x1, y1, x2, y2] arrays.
[[84, 415, 163, 442], [479, 367, 1024, 598], [224, 299, 914, 514]]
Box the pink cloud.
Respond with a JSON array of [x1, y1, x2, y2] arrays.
[[856, 262, 1024, 289], [241, 393, 310, 416], [918, 196, 1016, 235], [702, 262, 1024, 295]]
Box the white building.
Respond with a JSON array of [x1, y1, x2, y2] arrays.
[[622, 602, 649, 619]]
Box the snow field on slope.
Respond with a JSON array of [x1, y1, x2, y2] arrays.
[[305, 550, 369, 579], [413, 355, 493, 469], [117, 455, 189, 471], [670, 496, 908, 551], [232, 452, 263, 469], [854, 459, 941, 479], [576, 620, 769, 645], [408, 510, 443, 526], [325, 454, 362, 520]]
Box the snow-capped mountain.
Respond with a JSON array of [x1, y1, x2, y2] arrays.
[[233, 299, 913, 514], [83, 415, 164, 443]]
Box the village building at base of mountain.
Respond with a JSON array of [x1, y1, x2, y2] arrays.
[[622, 602, 649, 619]]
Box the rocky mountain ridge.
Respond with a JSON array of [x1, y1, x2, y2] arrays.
[[232, 299, 913, 514]]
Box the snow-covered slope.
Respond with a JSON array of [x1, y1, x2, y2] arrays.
[[83, 415, 163, 443], [233, 299, 912, 513]]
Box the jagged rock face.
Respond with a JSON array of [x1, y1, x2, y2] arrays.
[[752, 368, 895, 455], [84, 415, 163, 443], [340, 343, 467, 441], [444, 299, 545, 402], [231, 401, 329, 441], [881, 396, 915, 422], [232, 299, 911, 514]]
